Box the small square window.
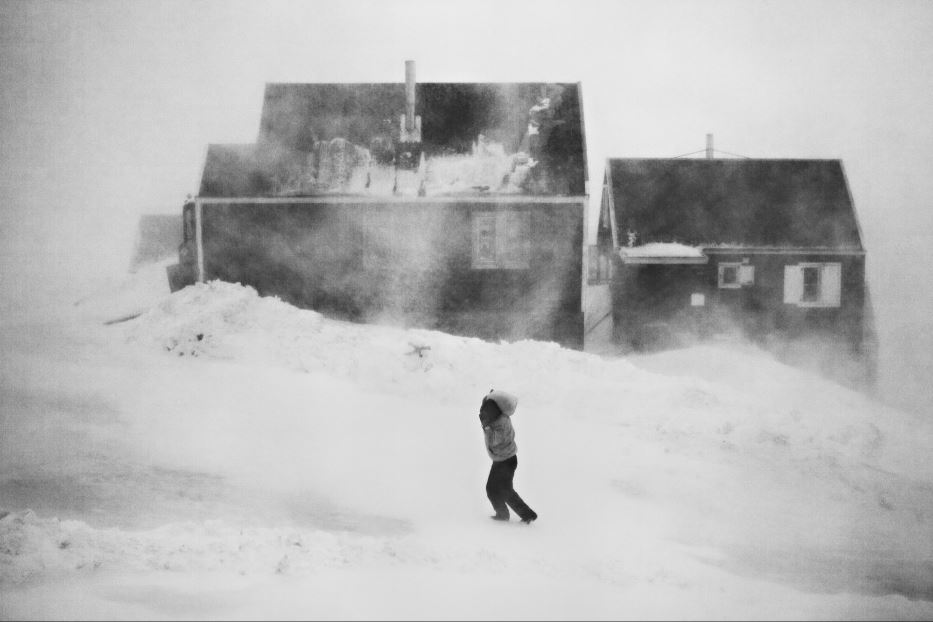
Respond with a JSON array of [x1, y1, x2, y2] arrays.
[[718, 263, 741, 289], [722, 266, 737, 284]]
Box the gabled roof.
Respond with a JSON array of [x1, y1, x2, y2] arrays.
[[199, 144, 276, 197], [199, 82, 586, 198], [606, 158, 863, 250]]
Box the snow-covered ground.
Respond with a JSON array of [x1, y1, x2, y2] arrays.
[[2, 270, 933, 620]]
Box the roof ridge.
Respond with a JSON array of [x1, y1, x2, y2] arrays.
[[263, 81, 582, 87], [608, 157, 843, 162]]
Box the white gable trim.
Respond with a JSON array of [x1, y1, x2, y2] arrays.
[[604, 163, 619, 250]]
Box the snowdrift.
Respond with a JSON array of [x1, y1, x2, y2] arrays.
[[2, 279, 932, 620]]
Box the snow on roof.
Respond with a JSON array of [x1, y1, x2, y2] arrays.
[[198, 82, 587, 198], [621, 243, 705, 258], [619, 243, 707, 264]]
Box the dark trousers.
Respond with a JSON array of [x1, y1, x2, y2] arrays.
[[486, 455, 536, 521]]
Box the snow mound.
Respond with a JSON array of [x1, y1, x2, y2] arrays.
[[0, 509, 391, 584], [123, 281, 930, 479], [125, 280, 644, 403], [4, 281, 933, 618], [126, 280, 324, 363]]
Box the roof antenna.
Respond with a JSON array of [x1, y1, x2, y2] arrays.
[[706, 133, 714, 159]]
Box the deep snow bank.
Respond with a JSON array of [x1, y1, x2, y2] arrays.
[[124, 281, 930, 480], [3, 279, 933, 619]]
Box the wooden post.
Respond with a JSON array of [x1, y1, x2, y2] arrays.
[[195, 199, 205, 282]]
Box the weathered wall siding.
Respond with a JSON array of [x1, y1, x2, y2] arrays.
[[611, 252, 866, 353], [706, 253, 865, 350], [200, 200, 583, 346], [611, 263, 710, 349]]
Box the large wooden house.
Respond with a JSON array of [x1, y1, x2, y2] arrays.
[[590, 153, 876, 382], [170, 63, 588, 347]]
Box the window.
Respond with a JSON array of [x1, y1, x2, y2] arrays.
[[784, 262, 841, 307], [587, 246, 611, 284], [801, 266, 820, 302], [471, 211, 530, 269], [718, 262, 754, 288], [472, 213, 498, 268], [719, 264, 739, 288]]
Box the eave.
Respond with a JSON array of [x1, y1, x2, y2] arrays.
[[702, 246, 865, 256], [620, 255, 709, 265], [194, 195, 587, 205]]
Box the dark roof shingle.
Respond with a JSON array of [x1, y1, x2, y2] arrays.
[[608, 158, 862, 249]]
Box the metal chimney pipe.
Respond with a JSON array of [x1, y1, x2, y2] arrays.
[[706, 133, 714, 159], [405, 60, 416, 132]]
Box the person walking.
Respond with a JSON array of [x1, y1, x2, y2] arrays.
[[478, 389, 538, 524]]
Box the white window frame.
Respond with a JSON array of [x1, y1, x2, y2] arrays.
[[471, 211, 530, 270], [718, 263, 741, 289], [784, 262, 842, 308], [800, 264, 822, 303], [718, 262, 755, 289]]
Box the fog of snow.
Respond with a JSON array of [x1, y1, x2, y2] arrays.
[[2, 266, 932, 620], [3, 4, 933, 617]]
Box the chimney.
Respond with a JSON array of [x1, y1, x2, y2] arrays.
[[405, 60, 416, 132], [396, 60, 422, 170], [706, 133, 714, 159]]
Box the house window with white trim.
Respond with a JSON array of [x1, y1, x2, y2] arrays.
[[783, 262, 842, 307], [719, 263, 739, 288], [471, 211, 530, 269], [718, 262, 754, 288], [801, 266, 821, 302]]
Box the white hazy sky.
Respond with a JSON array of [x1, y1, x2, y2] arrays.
[[2, 0, 932, 409]]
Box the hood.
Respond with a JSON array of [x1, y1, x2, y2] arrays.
[[487, 389, 519, 417]]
